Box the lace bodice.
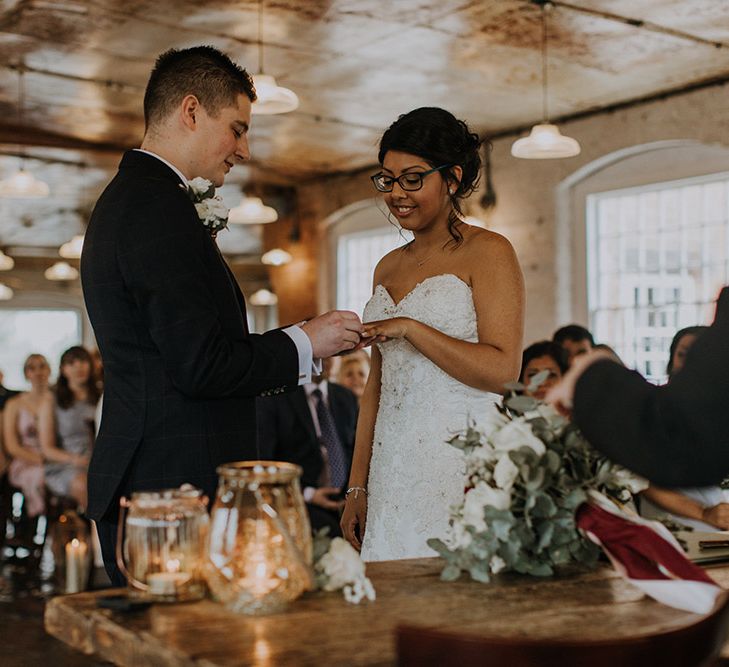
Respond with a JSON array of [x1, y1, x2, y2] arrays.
[[360, 274, 500, 562]]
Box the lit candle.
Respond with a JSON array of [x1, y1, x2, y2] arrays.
[[65, 538, 88, 594], [147, 558, 192, 597]]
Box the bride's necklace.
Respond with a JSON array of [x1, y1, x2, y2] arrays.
[[407, 242, 442, 267]]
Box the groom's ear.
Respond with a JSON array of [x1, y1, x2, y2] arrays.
[[180, 94, 201, 131]]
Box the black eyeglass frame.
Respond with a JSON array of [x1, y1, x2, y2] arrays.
[[370, 163, 454, 193]]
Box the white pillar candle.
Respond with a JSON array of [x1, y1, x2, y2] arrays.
[[65, 538, 88, 594]]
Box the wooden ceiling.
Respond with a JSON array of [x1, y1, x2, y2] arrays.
[[1, 0, 729, 255]]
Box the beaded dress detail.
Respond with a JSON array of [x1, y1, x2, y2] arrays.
[[361, 274, 500, 561]]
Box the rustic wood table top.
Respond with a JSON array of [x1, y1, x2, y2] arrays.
[[44, 558, 729, 666]]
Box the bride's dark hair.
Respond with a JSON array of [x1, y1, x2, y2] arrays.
[[377, 107, 482, 244]]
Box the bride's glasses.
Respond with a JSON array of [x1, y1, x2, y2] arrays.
[[370, 164, 452, 193]]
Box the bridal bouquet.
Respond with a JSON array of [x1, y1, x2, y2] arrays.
[[185, 177, 229, 237], [428, 385, 646, 582]]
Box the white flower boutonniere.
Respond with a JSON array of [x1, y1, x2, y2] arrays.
[[184, 177, 229, 239]]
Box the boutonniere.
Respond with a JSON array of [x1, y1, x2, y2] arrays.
[[183, 177, 229, 239]]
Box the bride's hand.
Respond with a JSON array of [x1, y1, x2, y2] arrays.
[[362, 317, 411, 341], [341, 492, 367, 552]]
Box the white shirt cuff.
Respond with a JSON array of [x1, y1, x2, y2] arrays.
[[282, 325, 319, 385], [303, 486, 316, 502]]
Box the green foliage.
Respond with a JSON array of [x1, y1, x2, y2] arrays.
[[435, 397, 642, 583]]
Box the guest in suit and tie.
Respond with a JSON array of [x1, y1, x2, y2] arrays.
[[81, 46, 364, 585], [257, 358, 358, 537]]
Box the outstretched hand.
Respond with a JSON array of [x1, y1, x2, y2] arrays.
[[362, 317, 411, 342], [301, 310, 365, 358], [545, 349, 616, 417]]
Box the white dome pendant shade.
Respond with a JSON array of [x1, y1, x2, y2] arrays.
[[45, 261, 78, 281], [0, 168, 50, 198], [511, 124, 580, 159], [228, 195, 279, 225], [0, 283, 13, 300], [250, 288, 278, 306], [511, 2, 580, 160], [261, 248, 292, 266], [0, 250, 14, 270], [251, 74, 299, 115], [59, 235, 84, 259]]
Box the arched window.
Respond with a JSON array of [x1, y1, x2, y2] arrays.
[[559, 141, 729, 383], [324, 201, 407, 316]]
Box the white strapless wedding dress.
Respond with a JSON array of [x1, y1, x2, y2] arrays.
[[361, 273, 501, 562]]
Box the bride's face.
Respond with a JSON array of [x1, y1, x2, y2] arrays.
[[381, 151, 452, 233]]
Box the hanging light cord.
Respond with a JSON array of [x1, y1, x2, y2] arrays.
[[258, 0, 265, 74], [541, 3, 549, 123]]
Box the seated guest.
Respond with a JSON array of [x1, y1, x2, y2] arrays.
[[553, 324, 595, 367], [519, 341, 568, 400], [3, 355, 51, 517], [336, 351, 370, 403], [40, 346, 99, 511], [639, 326, 728, 530], [592, 343, 622, 364], [257, 358, 358, 537]]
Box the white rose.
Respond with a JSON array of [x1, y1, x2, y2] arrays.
[[491, 419, 546, 457], [490, 555, 506, 574], [194, 200, 213, 220], [207, 196, 229, 220], [318, 537, 366, 591], [493, 454, 519, 491], [449, 520, 473, 549], [469, 442, 498, 464], [188, 177, 212, 196], [463, 481, 510, 531], [611, 467, 648, 494], [472, 405, 509, 435]]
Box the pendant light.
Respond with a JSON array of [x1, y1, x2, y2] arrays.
[[511, 2, 580, 160], [261, 248, 292, 266], [0, 283, 13, 300], [59, 234, 84, 259], [45, 261, 78, 281], [251, 0, 299, 115], [0, 65, 50, 198], [228, 194, 279, 225], [249, 288, 278, 306], [0, 249, 14, 270]]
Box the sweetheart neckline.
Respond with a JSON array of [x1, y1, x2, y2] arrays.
[[374, 273, 471, 309]]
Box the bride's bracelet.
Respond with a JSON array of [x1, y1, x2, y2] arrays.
[[345, 486, 368, 500]]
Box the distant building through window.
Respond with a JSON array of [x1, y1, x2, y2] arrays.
[[587, 172, 728, 383]]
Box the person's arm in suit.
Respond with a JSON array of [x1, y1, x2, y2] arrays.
[[568, 288, 729, 487], [119, 185, 298, 399]]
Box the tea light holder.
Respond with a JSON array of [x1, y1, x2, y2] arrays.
[[116, 486, 209, 602], [206, 461, 314, 615]]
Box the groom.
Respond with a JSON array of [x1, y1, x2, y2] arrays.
[[81, 46, 364, 584]]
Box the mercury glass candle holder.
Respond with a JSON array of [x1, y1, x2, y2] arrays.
[[205, 461, 314, 615]]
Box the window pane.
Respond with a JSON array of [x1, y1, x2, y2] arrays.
[[337, 227, 405, 315], [0, 309, 82, 389], [587, 173, 728, 384]]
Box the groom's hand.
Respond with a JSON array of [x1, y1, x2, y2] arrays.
[[301, 310, 365, 358]]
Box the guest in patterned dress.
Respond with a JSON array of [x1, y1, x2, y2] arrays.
[[3, 355, 52, 517], [40, 347, 100, 511]]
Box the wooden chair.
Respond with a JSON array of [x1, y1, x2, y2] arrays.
[[397, 592, 729, 667]]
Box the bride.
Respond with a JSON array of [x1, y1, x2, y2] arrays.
[[340, 107, 525, 561]]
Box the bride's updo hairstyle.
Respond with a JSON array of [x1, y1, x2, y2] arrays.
[[377, 107, 482, 243]]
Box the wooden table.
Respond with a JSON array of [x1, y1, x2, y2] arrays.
[[45, 558, 729, 666]]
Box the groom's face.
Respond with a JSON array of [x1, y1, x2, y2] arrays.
[[192, 93, 252, 186]]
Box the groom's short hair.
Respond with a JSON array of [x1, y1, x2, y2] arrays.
[[144, 46, 257, 129]]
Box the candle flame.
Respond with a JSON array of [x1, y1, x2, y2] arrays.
[[71, 538, 80, 547], [166, 558, 181, 573]]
